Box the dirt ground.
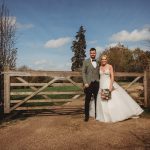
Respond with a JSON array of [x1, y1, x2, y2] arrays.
[[0, 99, 150, 150]]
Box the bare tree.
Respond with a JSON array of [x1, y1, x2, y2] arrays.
[[0, 1, 17, 69]]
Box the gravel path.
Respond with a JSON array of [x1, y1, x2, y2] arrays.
[[0, 99, 150, 150]]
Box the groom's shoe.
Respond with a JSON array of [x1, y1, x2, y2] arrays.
[[84, 116, 89, 122]]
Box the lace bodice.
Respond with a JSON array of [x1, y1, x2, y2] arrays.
[[100, 65, 111, 89]]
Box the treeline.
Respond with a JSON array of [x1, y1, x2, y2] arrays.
[[99, 44, 150, 72]]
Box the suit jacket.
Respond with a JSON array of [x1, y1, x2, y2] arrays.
[[82, 58, 100, 85]]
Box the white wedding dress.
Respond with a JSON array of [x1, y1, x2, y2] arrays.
[[90, 66, 144, 122]]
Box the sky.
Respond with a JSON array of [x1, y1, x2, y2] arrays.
[[4, 0, 150, 70]]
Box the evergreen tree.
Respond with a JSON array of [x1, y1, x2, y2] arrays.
[[71, 26, 86, 71]]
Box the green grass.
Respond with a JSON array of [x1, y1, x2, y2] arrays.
[[10, 86, 82, 107], [45, 86, 81, 91], [11, 86, 81, 92], [11, 94, 75, 100]]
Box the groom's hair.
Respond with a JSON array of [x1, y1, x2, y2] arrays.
[[90, 48, 96, 52]]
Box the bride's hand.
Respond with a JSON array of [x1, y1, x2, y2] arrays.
[[109, 87, 112, 92], [100, 91, 102, 96], [84, 84, 89, 88]]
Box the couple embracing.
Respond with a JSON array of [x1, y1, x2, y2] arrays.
[[82, 48, 143, 122]]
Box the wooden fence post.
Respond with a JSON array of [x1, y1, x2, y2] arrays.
[[3, 65, 10, 114], [144, 60, 150, 108], [0, 65, 4, 118]]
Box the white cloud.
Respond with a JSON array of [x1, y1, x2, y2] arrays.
[[110, 27, 150, 42], [44, 37, 72, 48], [106, 43, 118, 48], [16, 22, 34, 29], [88, 40, 97, 44], [2, 16, 16, 25], [32, 59, 71, 71], [129, 45, 149, 51], [95, 46, 104, 53], [2, 16, 34, 29], [33, 59, 48, 65], [9, 17, 16, 25]]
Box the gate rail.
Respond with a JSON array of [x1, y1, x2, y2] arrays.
[[1, 62, 150, 114]]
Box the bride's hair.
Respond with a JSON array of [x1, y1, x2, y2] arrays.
[[101, 55, 108, 60]]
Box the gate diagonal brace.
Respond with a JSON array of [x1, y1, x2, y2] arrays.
[[10, 77, 59, 111]]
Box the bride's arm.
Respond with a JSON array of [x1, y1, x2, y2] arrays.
[[109, 65, 114, 91]]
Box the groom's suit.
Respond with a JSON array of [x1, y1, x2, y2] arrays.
[[82, 58, 100, 120]]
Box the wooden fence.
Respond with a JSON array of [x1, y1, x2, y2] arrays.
[[0, 62, 150, 114]]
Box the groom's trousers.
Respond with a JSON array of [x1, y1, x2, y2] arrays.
[[84, 81, 99, 118]]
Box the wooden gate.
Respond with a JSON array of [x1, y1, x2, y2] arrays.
[[1, 62, 150, 114], [1, 67, 83, 113]]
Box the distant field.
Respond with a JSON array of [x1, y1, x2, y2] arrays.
[[11, 86, 81, 92], [10, 82, 144, 107], [11, 86, 82, 107]]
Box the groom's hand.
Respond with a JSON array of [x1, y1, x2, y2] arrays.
[[84, 84, 89, 88]]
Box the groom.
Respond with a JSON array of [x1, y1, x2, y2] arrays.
[[82, 48, 99, 122]]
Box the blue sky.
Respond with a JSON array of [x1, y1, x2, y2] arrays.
[[5, 0, 150, 70]]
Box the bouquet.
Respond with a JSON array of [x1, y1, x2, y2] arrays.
[[101, 89, 111, 100]]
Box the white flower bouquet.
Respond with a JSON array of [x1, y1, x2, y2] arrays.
[[101, 89, 111, 100]]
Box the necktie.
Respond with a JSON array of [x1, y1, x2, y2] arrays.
[[92, 59, 96, 62]]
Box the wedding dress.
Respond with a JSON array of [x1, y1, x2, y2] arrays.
[[90, 66, 143, 122]]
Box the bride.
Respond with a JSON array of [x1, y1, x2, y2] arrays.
[[90, 55, 144, 122]]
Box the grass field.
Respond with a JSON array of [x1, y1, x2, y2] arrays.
[[10, 82, 144, 107], [11, 86, 82, 107]]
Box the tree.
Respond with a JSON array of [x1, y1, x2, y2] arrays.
[[131, 48, 150, 72], [71, 26, 86, 71], [17, 65, 30, 71], [100, 43, 150, 72], [101, 43, 133, 72], [0, 1, 17, 69]]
